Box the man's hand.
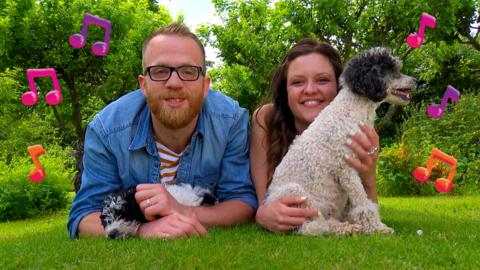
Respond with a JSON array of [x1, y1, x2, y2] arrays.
[[135, 183, 194, 221], [137, 212, 207, 239], [256, 196, 318, 234]]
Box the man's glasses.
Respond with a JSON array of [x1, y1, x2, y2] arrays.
[[144, 65, 204, 81]]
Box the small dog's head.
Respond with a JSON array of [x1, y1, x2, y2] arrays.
[[100, 187, 146, 239], [100, 184, 217, 239], [341, 47, 416, 105]]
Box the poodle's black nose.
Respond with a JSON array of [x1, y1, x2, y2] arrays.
[[108, 229, 120, 239]]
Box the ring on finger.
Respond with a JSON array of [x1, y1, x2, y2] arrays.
[[366, 146, 379, 156], [145, 199, 152, 207]]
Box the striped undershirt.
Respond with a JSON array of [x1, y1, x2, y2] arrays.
[[156, 140, 182, 184]]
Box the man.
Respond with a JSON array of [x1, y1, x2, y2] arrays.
[[67, 23, 257, 239]]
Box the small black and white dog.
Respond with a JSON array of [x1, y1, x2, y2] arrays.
[[100, 183, 216, 239]]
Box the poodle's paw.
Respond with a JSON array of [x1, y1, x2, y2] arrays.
[[362, 222, 394, 234], [331, 222, 363, 236], [349, 207, 383, 230], [299, 219, 330, 236], [375, 223, 394, 234]]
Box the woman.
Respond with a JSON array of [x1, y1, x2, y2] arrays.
[[250, 38, 380, 233]]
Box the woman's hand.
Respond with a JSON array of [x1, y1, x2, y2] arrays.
[[256, 196, 318, 233], [344, 123, 380, 201]]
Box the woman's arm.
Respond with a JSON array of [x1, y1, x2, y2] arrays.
[[249, 105, 271, 203], [250, 105, 317, 233], [344, 123, 380, 202]]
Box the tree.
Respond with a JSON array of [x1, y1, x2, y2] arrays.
[[0, 0, 172, 189], [199, 0, 479, 133]]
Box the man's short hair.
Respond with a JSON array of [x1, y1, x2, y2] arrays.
[[142, 22, 206, 72]]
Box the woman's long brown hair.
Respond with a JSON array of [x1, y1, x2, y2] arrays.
[[257, 38, 343, 184]]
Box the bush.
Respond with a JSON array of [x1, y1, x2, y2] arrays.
[[0, 145, 74, 221], [378, 93, 480, 196]]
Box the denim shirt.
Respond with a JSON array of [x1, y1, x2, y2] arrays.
[[67, 89, 258, 238]]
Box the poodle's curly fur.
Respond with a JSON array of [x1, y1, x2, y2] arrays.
[[264, 48, 417, 236]]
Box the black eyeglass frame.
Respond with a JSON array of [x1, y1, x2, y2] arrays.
[[144, 65, 205, 82]]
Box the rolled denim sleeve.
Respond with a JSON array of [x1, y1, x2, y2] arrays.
[[67, 117, 120, 239], [216, 108, 258, 210]]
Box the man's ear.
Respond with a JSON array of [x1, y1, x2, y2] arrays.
[[203, 76, 211, 97], [138, 75, 146, 95]]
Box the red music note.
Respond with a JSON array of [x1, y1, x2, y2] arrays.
[[22, 68, 62, 107], [406, 12, 436, 48], [27, 145, 46, 183], [413, 148, 457, 193], [69, 13, 111, 56], [427, 85, 460, 118]]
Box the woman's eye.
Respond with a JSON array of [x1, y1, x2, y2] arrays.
[[291, 81, 304, 85], [317, 78, 330, 84]]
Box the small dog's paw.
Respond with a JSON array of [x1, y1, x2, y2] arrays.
[[376, 224, 394, 234], [300, 219, 330, 235], [332, 222, 363, 236], [363, 223, 394, 235], [349, 223, 364, 234]]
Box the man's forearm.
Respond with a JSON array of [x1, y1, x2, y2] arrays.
[[188, 200, 254, 228], [78, 212, 105, 237]]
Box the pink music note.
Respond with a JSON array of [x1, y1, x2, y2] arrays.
[[27, 145, 46, 183], [413, 148, 457, 193], [69, 13, 111, 56], [406, 12, 436, 48], [427, 85, 460, 118], [22, 68, 62, 106]]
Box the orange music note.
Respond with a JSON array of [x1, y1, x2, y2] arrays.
[[27, 145, 46, 183], [413, 148, 457, 193]]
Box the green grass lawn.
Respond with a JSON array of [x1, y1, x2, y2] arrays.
[[0, 196, 479, 269]]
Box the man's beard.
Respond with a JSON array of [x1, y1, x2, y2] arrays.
[[147, 90, 205, 130]]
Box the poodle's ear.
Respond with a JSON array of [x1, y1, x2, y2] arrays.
[[343, 48, 397, 102]]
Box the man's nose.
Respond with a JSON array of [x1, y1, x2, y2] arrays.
[[165, 70, 183, 88]]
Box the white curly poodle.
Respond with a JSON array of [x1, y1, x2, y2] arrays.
[[264, 48, 416, 235]]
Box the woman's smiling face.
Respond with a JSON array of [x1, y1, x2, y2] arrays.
[[286, 53, 338, 132]]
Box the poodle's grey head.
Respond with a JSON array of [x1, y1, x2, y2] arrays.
[[100, 187, 146, 239], [340, 47, 416, 105]]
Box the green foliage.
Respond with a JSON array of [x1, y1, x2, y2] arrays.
[[0, 0, 172, 158], [208, 64, 266, 112], [377, 93, 480, 196], [197, 0, 299, 109], [200, 0, 480, 162], [0, 145, 74, 221], [0, 68, 63, 163], [406, 41, 480, 101], [201, 0, 479, 114], [0, 0, 174, 191]]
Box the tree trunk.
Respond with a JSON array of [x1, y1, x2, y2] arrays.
[[375, 104, 401, 133], [62, 70, 85, 192], [73, 140, 84, 192], [51, 105, 70, 142]]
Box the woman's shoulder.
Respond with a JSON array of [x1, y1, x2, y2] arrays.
[[252, 103, 274, 127]]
